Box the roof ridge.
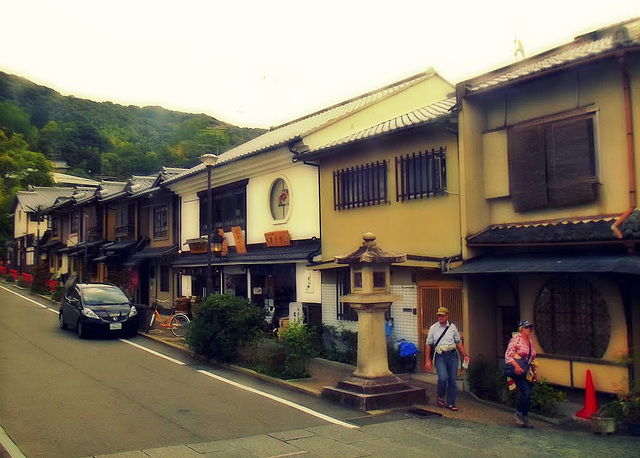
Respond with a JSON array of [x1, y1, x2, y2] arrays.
[[269, 69, 437, 131]]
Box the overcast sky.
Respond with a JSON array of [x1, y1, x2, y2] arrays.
[[2, 1, 640, 128]]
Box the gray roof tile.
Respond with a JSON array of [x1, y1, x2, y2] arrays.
[[163, 70, 442, 185], [462, 17, 640, 95]]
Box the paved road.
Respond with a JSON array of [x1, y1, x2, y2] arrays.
[[0, 285, 360, 457], [2, 283, 640, 458]]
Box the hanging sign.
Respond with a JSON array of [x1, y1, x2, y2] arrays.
[[231, 226, 247, 254], [265, 230, 291, 247]]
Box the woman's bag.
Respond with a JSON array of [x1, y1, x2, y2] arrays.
[[503, 339, 532, 378], [503, 358, 529, 378]]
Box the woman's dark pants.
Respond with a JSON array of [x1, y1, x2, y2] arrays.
[[515, 376, 532, 419]]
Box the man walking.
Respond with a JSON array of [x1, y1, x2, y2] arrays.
[[425, 307, 469, 411]]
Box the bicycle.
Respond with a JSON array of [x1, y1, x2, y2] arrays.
[[147, 298, 191, 338]]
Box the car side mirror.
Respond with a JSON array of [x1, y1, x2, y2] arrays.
[[65, 296, 79, 306]]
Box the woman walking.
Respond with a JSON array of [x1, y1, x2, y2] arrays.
[[505, 320, 537, 428]]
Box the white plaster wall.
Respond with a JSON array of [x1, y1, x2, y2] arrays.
[[181, 274, 192, 296], [180, 193, 200, 250], [246, 164, 319, 244], [320, 269, 420, 347]]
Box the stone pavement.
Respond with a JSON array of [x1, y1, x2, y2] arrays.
[[92, 413, 640, 458]]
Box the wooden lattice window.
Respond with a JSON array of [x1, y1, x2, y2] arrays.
[[395, 147, 446, 202], [333, 161, 388, 210], [534, 275, 610, 358], [508, 114, 597, 212], [153, 205, 168, 239]]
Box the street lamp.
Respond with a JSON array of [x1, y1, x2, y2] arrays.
[[200, 153, 219, 297]]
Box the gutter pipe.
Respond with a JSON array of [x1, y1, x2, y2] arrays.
[[612, 53, 637, 239]]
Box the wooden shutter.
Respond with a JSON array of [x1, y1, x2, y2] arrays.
[[508, 125, 548, 212], [545, 117, 597, 207]]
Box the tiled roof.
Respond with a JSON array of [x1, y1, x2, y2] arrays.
[[302, 97, 456, 157], [172, 244, 321, 267], [620, 210, 640, 238], [467, 216, 622, 245], [15, 187, 76, 212], [163, 70, 441, 185], [461, 17, 640, 95]]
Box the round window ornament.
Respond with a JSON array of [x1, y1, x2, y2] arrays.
[[269, 178, 290, 221]]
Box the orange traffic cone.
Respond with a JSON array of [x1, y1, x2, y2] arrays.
[[576, 369, 598, 419]]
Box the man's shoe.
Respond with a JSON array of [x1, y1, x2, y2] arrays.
[[513, 413, 525, 426], [522, 419, 534, 429]]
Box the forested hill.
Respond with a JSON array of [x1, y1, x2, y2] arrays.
[[0, 71, 266, 178]]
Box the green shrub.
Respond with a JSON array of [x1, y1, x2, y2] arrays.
[[531, 378, 567, 417], [4, 274, 14, 282], [467, 357, 504, 402], [185, 294, 266, 362], [52, 285, 64, 302], [254, 338, 287, 377], [30, 262, 51, 295], [16, 278, 29, 288], [277, 323, 318, 378]]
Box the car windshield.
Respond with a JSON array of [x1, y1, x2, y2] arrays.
[[82, 287, 129, 306]]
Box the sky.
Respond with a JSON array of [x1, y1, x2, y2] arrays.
[[2, 1, 640, 129]]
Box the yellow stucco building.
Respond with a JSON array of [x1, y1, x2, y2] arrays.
[[450, 18, 640, 393]]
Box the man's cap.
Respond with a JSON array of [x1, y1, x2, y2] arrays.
[[518, 320, 533, 328], [436, 307, 449, 316]]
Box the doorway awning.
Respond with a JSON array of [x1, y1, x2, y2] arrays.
[[132, 245, 178, 260], [172, 244, 319, 268], [444, 253, 640, 275]]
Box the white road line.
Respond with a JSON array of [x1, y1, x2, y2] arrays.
[[0, 424, 26, 458], [2, 283, 356, 430], [197, 369, 358, 429], [119, 339, 186, 365], [0, 284, 49, 309]]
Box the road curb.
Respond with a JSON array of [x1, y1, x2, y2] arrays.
[[136, 330, 324, 397]]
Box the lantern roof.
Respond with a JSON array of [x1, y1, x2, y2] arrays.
[[335, 233, 406, 265]]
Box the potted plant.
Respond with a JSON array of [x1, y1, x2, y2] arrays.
[[591, 399, 624, 435], [620, 393, 640, 436]]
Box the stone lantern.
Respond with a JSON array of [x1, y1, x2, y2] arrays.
[[322, 232, 427, 410]]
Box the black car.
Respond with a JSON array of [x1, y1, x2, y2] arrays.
[[59, 283, 138, 338]]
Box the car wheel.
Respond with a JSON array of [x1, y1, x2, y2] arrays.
[[59, 311, 68, 330], [77, 320, 89, 339]]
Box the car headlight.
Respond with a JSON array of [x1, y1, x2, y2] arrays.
[[128, 306, 137, 317], [82, 308, 100, 319]]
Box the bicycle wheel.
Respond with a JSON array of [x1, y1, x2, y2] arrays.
[[169, 314, 190, 338]]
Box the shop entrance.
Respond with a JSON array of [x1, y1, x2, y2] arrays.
[[417, 279, 463, 372], [250, 264, 296, 328]]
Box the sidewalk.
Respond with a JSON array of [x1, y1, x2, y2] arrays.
[[140, 324, 579, 431]]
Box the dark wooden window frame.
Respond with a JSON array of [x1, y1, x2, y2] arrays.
[[508, 113, 598, 213], [534, 275, 610, 359], [199, 180, 248, 234], [333, 160, 388, 210], [160, 265, 170, 292], [336, 268, 357, 322], [153, 205, 169, 239], [70, 212, 79, 234], [395, 147, 447, 202]]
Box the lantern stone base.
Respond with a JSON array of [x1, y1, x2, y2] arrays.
[[322, 375, 427, 411]]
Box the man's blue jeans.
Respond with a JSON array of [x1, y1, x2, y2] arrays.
[[435, 350, 459, 406]]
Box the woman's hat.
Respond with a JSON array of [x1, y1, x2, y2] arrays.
[[436, 307, 449, 316], [518, 320, 533, 329]]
